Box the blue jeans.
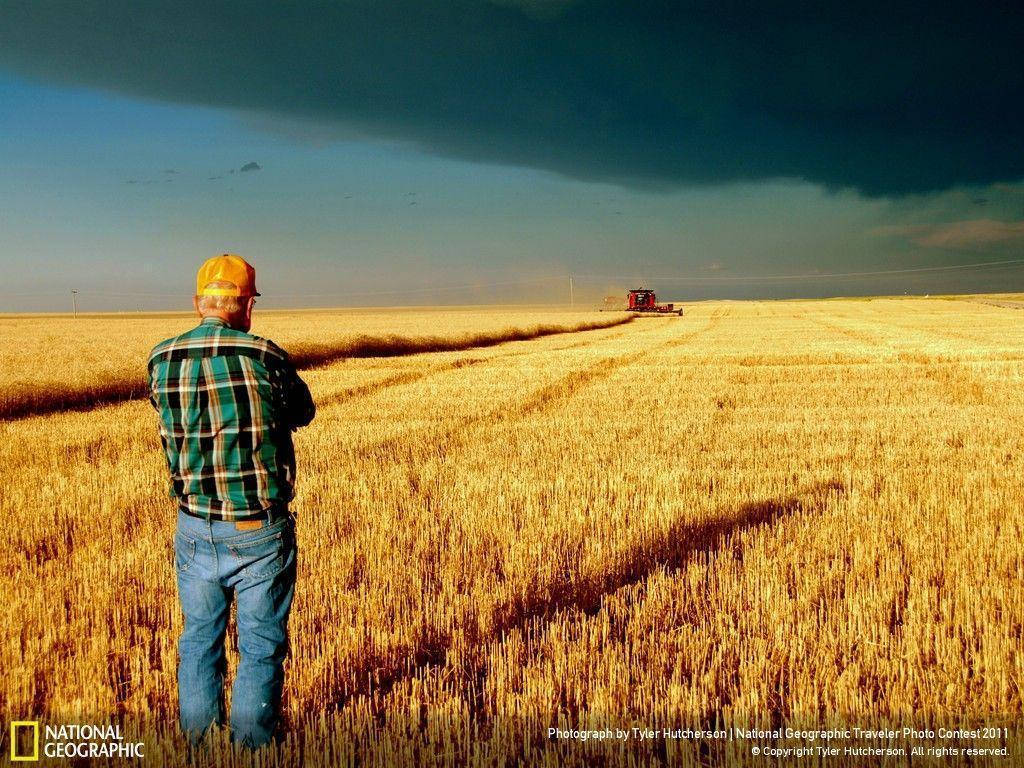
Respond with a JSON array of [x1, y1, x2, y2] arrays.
[[173, 509, 297, 748]]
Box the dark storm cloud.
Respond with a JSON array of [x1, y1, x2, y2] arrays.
[[0, 1, 1021, 195]]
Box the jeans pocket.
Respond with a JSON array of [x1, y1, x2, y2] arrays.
[[228, 521, 294, 581], [174, 533, 197, 573]]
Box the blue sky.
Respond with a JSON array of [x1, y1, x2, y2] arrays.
[[1, 2, 1022, 310]]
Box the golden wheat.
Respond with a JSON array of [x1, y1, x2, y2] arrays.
[[1, 297, 1021, 766], [0, 308, 626, 419]]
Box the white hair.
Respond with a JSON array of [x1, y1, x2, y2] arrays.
[[197, 280, 244, 315]]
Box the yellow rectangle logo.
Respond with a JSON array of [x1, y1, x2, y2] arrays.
[[10, 721, 39, 762]]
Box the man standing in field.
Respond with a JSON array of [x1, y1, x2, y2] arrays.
[[147, 253, 315, 748]]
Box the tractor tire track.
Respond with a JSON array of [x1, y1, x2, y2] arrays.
[[855, 312, 1015, 348], [805, 315, 892, 349], [316, 357, 488, 410], [806, 313, 1008, 408], [345, 316, 717, 466], [663, 314, 721, 346], [314, 323, 639, 410]]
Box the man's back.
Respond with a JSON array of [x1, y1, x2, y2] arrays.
[[157, 253, 313, 749], [148, 316, 315, 520]]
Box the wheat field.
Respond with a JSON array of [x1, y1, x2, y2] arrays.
[[1, 298, 1021, 766], [0, 308, 628, 419]]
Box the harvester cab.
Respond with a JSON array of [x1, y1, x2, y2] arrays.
[[627, 288, 683, 315]]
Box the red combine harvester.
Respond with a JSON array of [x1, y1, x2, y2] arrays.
[[627, 288, 683, 316]]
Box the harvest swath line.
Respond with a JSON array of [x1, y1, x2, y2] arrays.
[[805, 315, 886, 348], [316, 361, 485, 410], [0, 315, 635, 421], [314, 322, 634, 410], [868, 313, 1009, 347], [347, 319, 713, 466]]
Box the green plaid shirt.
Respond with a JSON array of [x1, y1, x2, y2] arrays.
[[147, 316, 316, 521]]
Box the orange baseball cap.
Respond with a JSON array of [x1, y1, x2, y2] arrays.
[[196, 253, 260, 297]]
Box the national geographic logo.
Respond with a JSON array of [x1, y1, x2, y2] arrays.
[[9, 722, 39, 762], [8, 722, 144, 761]]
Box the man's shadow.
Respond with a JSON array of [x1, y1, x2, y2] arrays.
[[494, 478, 847, 629], [332, 479, 846, 708]]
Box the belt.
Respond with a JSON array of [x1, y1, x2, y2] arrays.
[[178, 503, 289, 524]]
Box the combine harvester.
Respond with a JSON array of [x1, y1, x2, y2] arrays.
[[626, 288, 683, 316]]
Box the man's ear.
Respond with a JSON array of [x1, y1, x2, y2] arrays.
[[246, 296, 256, 319], [192, 295, 201, 316]]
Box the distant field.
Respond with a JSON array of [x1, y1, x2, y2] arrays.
[[0, 307, 626, 419], [1, 298, 1021, 766]]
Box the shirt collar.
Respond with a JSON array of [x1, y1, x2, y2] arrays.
[[201, 316, 228, 328]]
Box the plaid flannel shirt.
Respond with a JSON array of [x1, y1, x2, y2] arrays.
[[147, 316, 316, 521]]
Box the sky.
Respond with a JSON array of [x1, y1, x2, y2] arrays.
[[0, 1, 1022, 311]]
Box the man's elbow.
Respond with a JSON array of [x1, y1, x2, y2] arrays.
[[291, 398, 316, 429]]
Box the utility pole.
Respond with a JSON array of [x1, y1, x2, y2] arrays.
[[71, 289, 78, 318], [569, 275, 574, 307]]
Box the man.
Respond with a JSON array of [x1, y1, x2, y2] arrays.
[[147, 253, 315, 748]]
